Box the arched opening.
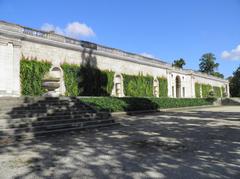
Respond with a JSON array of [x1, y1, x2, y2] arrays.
[[176, 76, 181, 98], [115, 74, 122, 97], [153, 78, 159, 97]]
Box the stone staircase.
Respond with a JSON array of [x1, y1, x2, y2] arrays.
[[221, 98, 240, 106], [0, 97, 117, 144]]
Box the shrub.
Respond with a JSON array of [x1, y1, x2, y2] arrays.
[[195, 83, 201, 98], [80, 97, 213, 112], [123, 74, 154, 97], [20, 57, 51, 96], [158, 77, 168, 97]]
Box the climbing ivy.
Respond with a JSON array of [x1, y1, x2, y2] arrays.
[[195, 83, 201, 98], [61, 63, 114, 96], [158, 77, 168, 97], [20, 57, 51, 96], [202, 84, 212, 98], [123, 74, 154, 97], [221, 86, 226, 97], [61, 63, 80, 96], [213, 86, 221, 97]]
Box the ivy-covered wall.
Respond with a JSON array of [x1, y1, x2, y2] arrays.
[[194, 83, 223, 98], [195, 83, 201, 98], [20, 57, 51, 96], [213, 86, 221, 97], [123, 74, 154, 97], [158, 77, 168, 97], [61, 63, 114, 96], [61, 63, 80, 96], [202, 84, 212, 98], [221, 86, 226, 97]]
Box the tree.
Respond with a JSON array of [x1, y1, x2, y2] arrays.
[[211, 72, 224, 79], [229, 66, 240, 97], [199, 53, 219, 74], [172, 58, 186, 69], [199, 53, 224, 78]]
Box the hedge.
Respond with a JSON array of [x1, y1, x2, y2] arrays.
[[221, 86, 226, 97], [61, 63, 114, 96], [213, 86, 221, 97], [20, 57, 51, 96], [80, 97, 214, 112], [158, 77, 168, 97], [195, 83, 201, 98], [123, 74, 154, 97]]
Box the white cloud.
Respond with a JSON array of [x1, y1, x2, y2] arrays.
[[40, 21, 95, 39], [140, 52, 155, 58], [221, 44, 240, 60], [65, 22, 95, 38]]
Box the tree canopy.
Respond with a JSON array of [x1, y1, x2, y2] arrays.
[[229, 65, 240, 97], [199, 53, 224, 78], [172, 58, 186, 69]]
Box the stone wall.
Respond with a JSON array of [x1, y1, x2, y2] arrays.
[[0, 21, 229, 97]]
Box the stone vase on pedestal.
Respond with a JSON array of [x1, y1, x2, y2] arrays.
[[42, 71, 61, 97]]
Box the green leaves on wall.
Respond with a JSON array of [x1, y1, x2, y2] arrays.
[[61, 63, 114, 96], [158, 77, 168, 97], [195, 83, 201, 98], [213, 86, 221, 97], [61, 63, 80, 96], [20, 57, 51, 96], [123, 74, 154, 97], [195, 82, 223, 98]]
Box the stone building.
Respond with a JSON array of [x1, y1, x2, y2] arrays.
[[0, 21, 229, 98]]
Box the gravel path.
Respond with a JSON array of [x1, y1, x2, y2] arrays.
[[0, 106, 240, 179]]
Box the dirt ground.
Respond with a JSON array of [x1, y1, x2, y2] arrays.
[[0, 106, 240, 179]]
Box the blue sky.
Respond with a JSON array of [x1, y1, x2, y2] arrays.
[[0, 0, 240, 77]]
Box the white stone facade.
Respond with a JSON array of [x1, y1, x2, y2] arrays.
[[0, 21, 229, 97]]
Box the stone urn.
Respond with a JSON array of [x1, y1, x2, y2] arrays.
[[42, 70, 61, 97]]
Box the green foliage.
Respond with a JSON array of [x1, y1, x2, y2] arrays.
[[195, 83, 201, 98], [202, 84, 212, 98], [20, 57, 51, 96], [211, 72, 224, 79], [61, 63, 114, 96], [81, 97, 213, 112], [158, 77, 168, 97], [229, 65, 240, 97], [172, 58, 186, 69], [123, 74, 154, 97], [61, 63, 80, 96], [221, 86, 227, 97], [199, 53, 219, 74], [213, 86, 221, 97]]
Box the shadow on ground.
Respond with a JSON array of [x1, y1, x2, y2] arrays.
[[0, 106, 240, 178]]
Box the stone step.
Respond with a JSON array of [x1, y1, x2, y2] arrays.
[[0, 115, 109, 128], [221, 98, 240, 106], [0, 109, 98, 119], [0, 121, 119, 146], [0, 111, 110, 122], [0, 118, 115, 135], [0, 103, 94, 112], [0, 112, 103, 122]]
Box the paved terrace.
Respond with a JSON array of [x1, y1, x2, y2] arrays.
[[0, 106, 240, 179]]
